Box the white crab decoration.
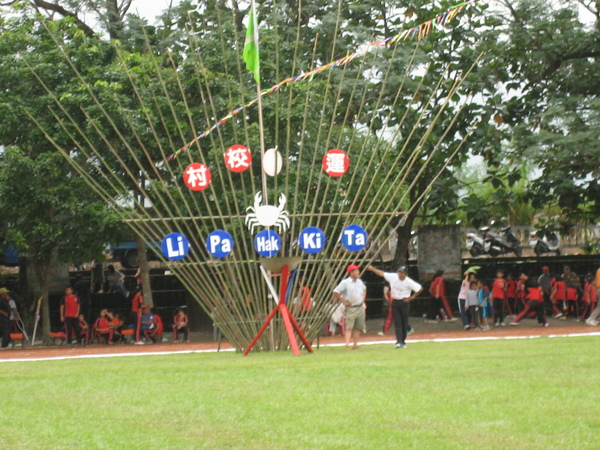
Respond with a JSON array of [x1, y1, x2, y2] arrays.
[[245, 192, 290, 233]]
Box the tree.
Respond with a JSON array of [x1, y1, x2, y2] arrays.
[[0, 15, 129, 339], [484, 0, 600, 227]]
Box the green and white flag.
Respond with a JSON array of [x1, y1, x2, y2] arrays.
[[243, 2, 260, 83]]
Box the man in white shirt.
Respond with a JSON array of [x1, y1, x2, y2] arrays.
[[367, 265, 422, 349], [333, 264, 367, 350]]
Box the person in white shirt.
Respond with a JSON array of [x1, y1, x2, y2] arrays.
[[366, 265, 422, 349], [333, 264, 367, 350]]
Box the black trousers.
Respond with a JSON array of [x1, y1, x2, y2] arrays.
[[64, 317, 81, 343], [392, 300, 410, 345], [0, 316, 10, 348], [493, 297, 504, 323]]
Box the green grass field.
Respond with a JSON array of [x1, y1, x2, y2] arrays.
[[1, 336, 599, 449]]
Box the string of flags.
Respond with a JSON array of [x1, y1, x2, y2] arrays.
[[166, 1, 477, 162]]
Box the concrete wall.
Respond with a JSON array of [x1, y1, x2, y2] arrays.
[[417, 225, 462, 282]]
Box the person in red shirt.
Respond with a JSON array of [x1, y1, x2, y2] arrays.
[[425, 270, 456, 323], [107, 311, 123, 343], [60, 286, 82, 346], [506, 273, 517, 316], [78, 314, 90, 346], [172, 308, 190, 342], [510, 275, 548, 326], [491, 269, 507, 326], [130, 289, 144, 344], [93, 309, 114, 344], [566, 286, 579, 320], [551, 274, 567, 319], [580, 274, 597, 321]]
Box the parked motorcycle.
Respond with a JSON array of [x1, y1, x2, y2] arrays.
[[530, 230, 561, 256], [482, 225, 522, 257], [466, 230, 486, 257]]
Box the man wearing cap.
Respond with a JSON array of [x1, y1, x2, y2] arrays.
[[367, 265, 422, 349], [333, 265, 367, 350], [0, 288, 11, 349]]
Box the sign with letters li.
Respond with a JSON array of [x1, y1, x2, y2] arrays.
[[162, 232, 190, 261]]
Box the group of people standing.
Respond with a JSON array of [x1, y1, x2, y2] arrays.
[[332, 262, 600, 350]]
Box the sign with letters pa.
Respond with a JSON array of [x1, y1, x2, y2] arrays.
[[206, 230, 234, 258]]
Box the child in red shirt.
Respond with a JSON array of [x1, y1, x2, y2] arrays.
[[566, 287, 579, 319], [581, 274, 597, 321], [94, 309, 114, 344], [172, 308, 190, 342], [510, 276, 548, 327], [78, 314, 90, 346], [60, 286, 81, 346], [551, 275, 566, 319], [492, 269, 507, 326], [506, 273, 517, 316]]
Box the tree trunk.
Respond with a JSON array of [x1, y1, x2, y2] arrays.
[[392, 201, 422, 269], [135, 234, 153, 307], [32, 259, 54, 342]]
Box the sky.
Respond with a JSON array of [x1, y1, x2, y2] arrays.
[[130, 0, 182, 23]]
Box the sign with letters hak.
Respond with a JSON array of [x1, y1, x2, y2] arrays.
[[341, 224, 368, 252], [299, 226, 326, 254], [254, 229, 281, 257], [161, 232, 190, 261], [206, 230, 234, 258]]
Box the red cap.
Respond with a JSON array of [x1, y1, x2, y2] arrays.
[[542, 266, 549, 271], [347, 264, 361, 273]]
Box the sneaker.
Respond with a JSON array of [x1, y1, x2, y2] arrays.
[[501, 322, 506, 327], [395, 342, 406, 349], [449, 317, 459, 322], [134, 341, 145, 345], [495, 322, 500, 327], [407, 328, 414, 336], [509, 322, 519, 326], [464, 325, 470, 331], [553, 313, 563, 319], [558, 316, 567, 320], [585, 318, 598, 326], [543, 323, 549, 327], [377, 331, 386, 337]]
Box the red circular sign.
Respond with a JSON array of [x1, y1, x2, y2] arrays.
[[224, 144, 252, 173], [322, 149, 350, 177], [183, 163, 212, 191]]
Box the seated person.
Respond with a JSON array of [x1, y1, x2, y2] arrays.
[[172, 308, 189, 343], [78, 314, 90, 346], [93, 309, 114, 344], [106, 265, 129, 299], [140, 305, 156, 343], [107, 311, 123, 343]]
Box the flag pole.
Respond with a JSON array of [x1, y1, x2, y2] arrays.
[[248, 0, 268, 203]]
